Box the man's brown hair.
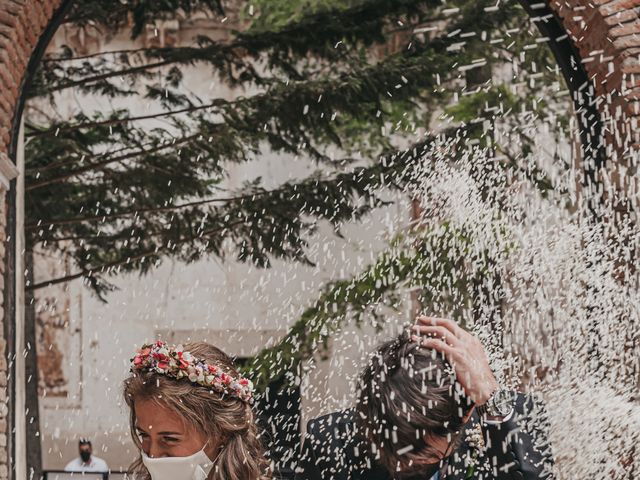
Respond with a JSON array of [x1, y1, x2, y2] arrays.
[[356, 331, 472, 475]]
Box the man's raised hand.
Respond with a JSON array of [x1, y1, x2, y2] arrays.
[[410, 315, 498, 406]]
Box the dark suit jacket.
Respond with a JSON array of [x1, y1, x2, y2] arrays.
[[294, 393, 554, 480]]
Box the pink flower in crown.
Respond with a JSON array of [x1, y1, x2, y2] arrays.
[[220, 373, 232, 385], [153, 351, 168, 363], [157, 361, 169, 371], [176, 351, 190, 370], [239, 378, 249, 386], [139, 347, 151, 357], [207, 364, 218, 374]]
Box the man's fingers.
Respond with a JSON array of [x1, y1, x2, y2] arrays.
[[411, 325, 460, 347], [416, 337, 460, 360], [416, 315, 465, 339]]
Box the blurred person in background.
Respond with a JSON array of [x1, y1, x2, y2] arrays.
[[64, 438, 109, 473]]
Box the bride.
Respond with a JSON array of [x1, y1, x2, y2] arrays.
[[123, 340, 270, 480]]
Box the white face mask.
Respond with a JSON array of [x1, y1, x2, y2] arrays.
[[141, 444, 216, 480]]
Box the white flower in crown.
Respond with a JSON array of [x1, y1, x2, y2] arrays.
[[182, 351, 194, 363]]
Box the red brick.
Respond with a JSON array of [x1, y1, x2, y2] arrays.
[[21, 2, 44, 43], [0, 2, 23, 17], [0, 64, 19, 101], [43, 0, 63, 20], [0, 25, 15, 42], [625, 73, 640, 89], [624, 99, 640, 115], [0, 9, 18, 29], [622, 55, 640, 72], [603, 6, 640, 24], [609, 19, 640, 37], [614, 33, 640, 49], [592, 0, 637, 6], [0, 127, 10, 148], [623, 86, 640, 99], [1, 39, 27, 79], [599, 0, 640, 16], [0, 96, 13, 119]]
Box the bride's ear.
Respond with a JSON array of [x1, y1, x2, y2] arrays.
[[205, 441, 222, 462]]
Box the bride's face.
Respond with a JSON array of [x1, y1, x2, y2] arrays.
[[134, 398, 217, 459]]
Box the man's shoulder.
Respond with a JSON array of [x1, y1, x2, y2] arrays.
[[306, 408, 357, 433], [64, 458, 80, 471], [512, 392, 551, 424], [92, 456, 109, 470], [300, 409, 390, 480]]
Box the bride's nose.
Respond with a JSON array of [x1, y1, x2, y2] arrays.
[[146, 442, 167, 459]]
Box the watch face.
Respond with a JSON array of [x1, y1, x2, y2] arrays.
[[491, 390, 514, 416]]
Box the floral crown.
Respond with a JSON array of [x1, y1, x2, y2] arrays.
[[130, 341, 254, 403]]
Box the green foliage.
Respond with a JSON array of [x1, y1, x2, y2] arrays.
[[243, 221, 504, 391], [27, 0, 570, 384], [63, 0, 224, 39]]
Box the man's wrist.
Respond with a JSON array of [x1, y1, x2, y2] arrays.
[[477, 379, 499, 406], [476, 388, 514, 420]]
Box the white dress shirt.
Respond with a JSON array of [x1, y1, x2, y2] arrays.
[[64, 455, 109, 472]]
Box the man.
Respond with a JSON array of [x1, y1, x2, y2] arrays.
[[295, 316, 554, 480], [64, 438, 109, 473]]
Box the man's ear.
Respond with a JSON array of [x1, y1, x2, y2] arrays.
[[462, 406, 475, 424]]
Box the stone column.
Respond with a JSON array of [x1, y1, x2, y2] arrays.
[[0, 152, 18, 480]]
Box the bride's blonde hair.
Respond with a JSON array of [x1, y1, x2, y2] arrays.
[[123, 342, 270, 479]]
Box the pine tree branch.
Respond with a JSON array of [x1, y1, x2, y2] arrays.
[[26, 101, 225, 138], [28, 220, 244, 291], [42, 47, 152, 63], [26, 141, 145, 175], [26, 192, 270, 231], [41, 0, 451, 95], [47, 58, 178, 93], [25, 132, 205, 191], [28, 1, 515, 184]]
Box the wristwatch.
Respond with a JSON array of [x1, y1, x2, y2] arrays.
[[476, 388, 514, 419]]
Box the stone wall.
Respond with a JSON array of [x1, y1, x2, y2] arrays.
[[0, 192, 7, 479]]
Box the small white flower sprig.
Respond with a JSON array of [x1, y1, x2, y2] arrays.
[[130, 340, 254, 403], [463, 423, 486, 479]]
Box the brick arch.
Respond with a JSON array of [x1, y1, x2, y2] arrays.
[[0, 3, 71, 480], [0, 1, 637, 479], [0, 1, 66, 157], [550, 0, 640, 160]]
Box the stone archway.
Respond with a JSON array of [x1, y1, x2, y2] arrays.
[[0, 1, 638, 479]]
